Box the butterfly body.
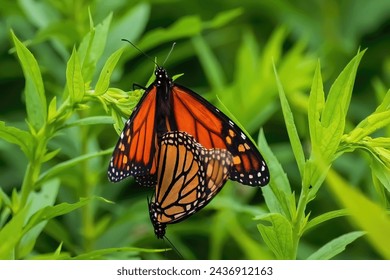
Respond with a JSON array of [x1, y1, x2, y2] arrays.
[[108, 66, 270, 187]]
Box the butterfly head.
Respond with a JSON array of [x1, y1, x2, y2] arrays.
[[155, 67, 172, 90]]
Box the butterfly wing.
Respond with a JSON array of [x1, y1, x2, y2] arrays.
[[108, 86, 158, 185], [170, 85, 270, 186], [149, 131, 233, 238], [108, 67, 270, 187]]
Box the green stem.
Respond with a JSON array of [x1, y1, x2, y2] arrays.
[[291, 184, 311, 259], [19, 133, 48, 209], [80, 124, 95, 252], [19, 98, 72, 212]]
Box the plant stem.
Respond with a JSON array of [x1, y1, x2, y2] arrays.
[[80, 124, 95, 252], [291, 185, 310, 259], [19, 133, 48, 209]]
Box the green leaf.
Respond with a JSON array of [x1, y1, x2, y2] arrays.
[[36, 148, 112, 185], [66, 48, 85, 104], [255, 213, 294, 259], [23, 197, 110, 235], [47, 97, 57, 122], [30, 243, 71, 260], [274, 64, 306, 176], [104, 3, 150, 56], [42, 149, 61, 163], [17, 179, 60, 258], [346, 110, 390, 142], [319, 104, 344, 161], [0, 206, 29, 259], [95, 47, 124, 96], [307, 231, 365, 260], [321, 50, 365, 128], [62, 116, 113, 129], [371, 158, 390, 193], [204, 8, 243, 29], [78, 13, 112, 82], [0, 121, 33, 159], [11, 30, 47, 132], [375, 89, 390, 113], [305, 209, 349, 233], [0, 189, 12, 211], [308, 61, 325, 155], [258, 130, 295, 220], [326, 169, 390, 259], [138, 16, 202, 52]]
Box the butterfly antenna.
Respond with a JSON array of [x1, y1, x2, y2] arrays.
[[162, 42, 176, 66], [121, 38, 158, 68], [164, 235, 184, 259]]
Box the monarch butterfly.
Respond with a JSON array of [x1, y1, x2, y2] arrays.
[[149, 131, 233, 238], [108, 65, 270, 187]]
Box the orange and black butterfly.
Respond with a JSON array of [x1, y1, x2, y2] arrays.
[[149, 131, 233, 238], [108, 66, 270, 187]]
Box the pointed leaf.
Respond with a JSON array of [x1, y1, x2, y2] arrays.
[[305, 209, 349, 233], [104, 3, 150, 57], [375, 89, 390, 113], [23, 197, 110, 234], [62, 116, 113, 129], [95, 47, 124, 96], [139, 16, 202, 51], [78, 13, 112, 82], [307, 231, 365, 260], [258, 130, 294, 219], [321, 50, 365, 127], [36, 148, 112, 185], [274, 64, 305, 176], [205, 8, 243, 29], [308, 61, 325, 154], [320, 104, 345, 160], [66, 48, 85, 104], [11, 31, 47, 131], [47, 97, 57, 122], [0, 121, 33, 159]]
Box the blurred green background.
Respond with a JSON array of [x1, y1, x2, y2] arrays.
[[0, 0, 389, 259]]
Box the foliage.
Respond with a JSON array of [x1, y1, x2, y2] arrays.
[[255, 51, 390, 259], [0, 0, 389, 259]]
